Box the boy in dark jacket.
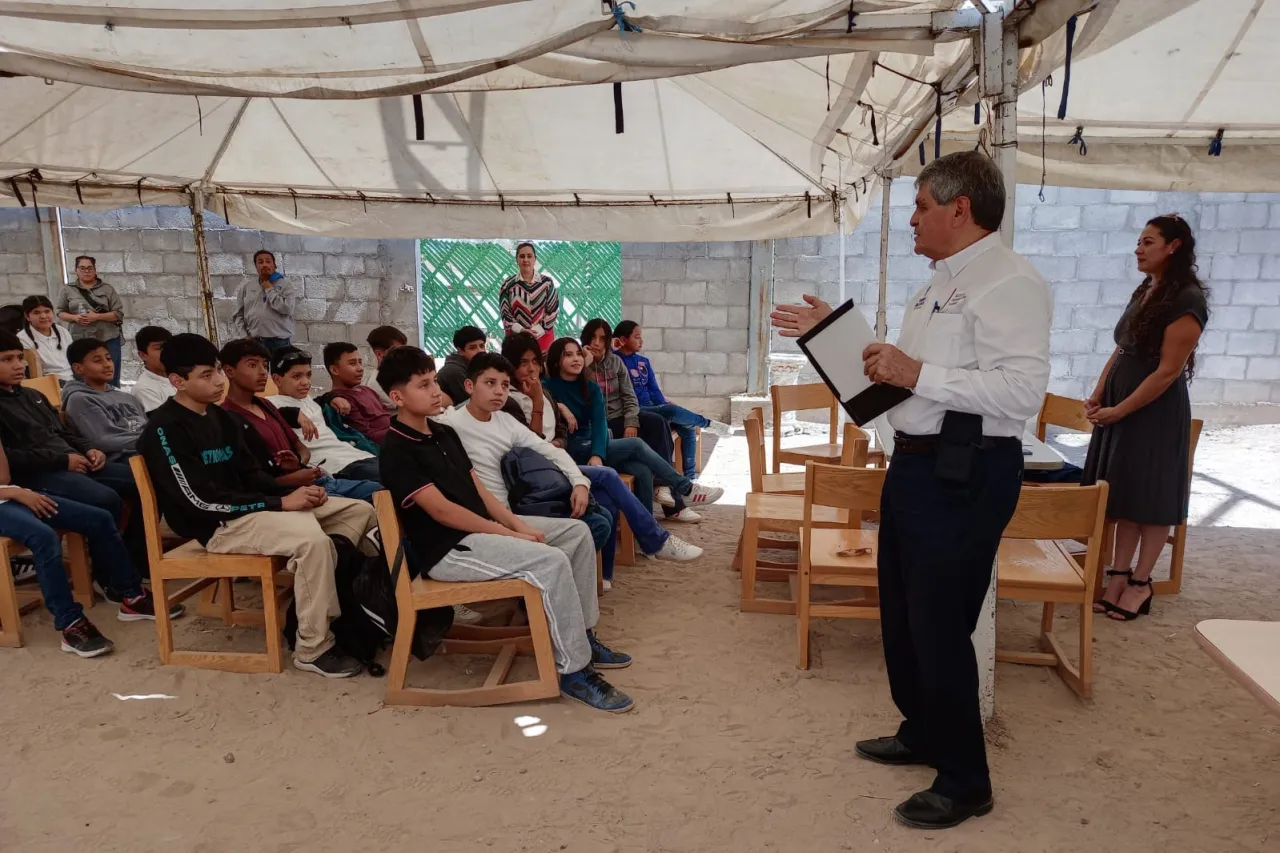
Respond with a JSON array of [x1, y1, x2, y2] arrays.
[[434, 325, 487, 406], [0, 329, 148, 576], [139, 334, 378, 678]]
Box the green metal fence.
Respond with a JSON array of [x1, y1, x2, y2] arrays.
[[417, 239, 622, 356]]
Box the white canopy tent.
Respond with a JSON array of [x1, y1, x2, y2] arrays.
[[0, 0, 1090, 240]]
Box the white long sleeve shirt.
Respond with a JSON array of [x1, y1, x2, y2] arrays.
[[436, 405, 588, 508], [888, 232, 1052, 438], [266, 393, 374, 473], [131, 368, 176, 412]]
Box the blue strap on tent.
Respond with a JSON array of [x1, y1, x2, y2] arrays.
[[847, 1, 857, 33], [612, 1, 642, 34], [918, 141, 926, 166], [974, 102, 981, 125], [1209, 128, 1224, 156], [1056, 15, 1078, 120], [1067, 125, 1087, 156]]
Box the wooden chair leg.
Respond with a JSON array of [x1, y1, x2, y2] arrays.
[[1092, 520, 1115, 602], [616, 516, 635, 567], [63, 534, 93, 609], [1076, 601, 1093, 699], [731, 530, 743, 572], [385, 602, 417, 701], [796, 541, 811, 670], [595, 551, 604, 597], [260, 570, 285, 673], [0, 539, 24, 648], [523, 586, 560, 694], [740, 516, 758, 611], [1153, 522, 1187, 596], [152, 572, 176, 665]]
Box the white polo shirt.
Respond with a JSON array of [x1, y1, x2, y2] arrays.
[[888, 232, 1052, 438]]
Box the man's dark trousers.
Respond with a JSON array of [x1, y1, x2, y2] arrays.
[[876, 442, 1023, 802]]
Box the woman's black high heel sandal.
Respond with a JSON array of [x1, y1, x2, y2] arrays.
[[1108, 576, 1153, 621], [1093, 569, 1132, 614]]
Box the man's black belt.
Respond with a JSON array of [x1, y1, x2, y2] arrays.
[[892, 432, 1022, 455]]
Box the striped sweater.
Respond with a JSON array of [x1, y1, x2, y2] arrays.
[[499, 273, 559, 339]]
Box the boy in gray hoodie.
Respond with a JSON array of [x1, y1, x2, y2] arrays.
[[62, 338, 149, 462]]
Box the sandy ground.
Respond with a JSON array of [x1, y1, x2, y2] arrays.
[[2, 429, 1280, 853]]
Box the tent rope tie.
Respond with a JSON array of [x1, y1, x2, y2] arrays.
[[1067, 125, 1087, 156], [136, 178, 145, 206], [412, 94, 425, 141], [1056, 14, 1078, 120], [611, 1, 642, 34], [31, 181, 41, 224], [805, 191, 812, 218], [7, 178, 25, 207], [574, 193, 581, 206], [1039, 75, 1053, 202], [934, 87, 942, 160], [195, 96, 203, 136], [613, 82, 624, 134], [727, 193, 735, 218], [918, 141, 926, 166], [847, 2, 856, 33], [74, 179, 84, 205], [290, 188, 299, 219], [974, 102, 981, 125], [1209, 128, 1224, 157]]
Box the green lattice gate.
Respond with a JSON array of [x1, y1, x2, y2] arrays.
[[417, 239, 621, 357]]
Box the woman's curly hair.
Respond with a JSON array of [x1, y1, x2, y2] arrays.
[[1127, 214, 1209, 380]]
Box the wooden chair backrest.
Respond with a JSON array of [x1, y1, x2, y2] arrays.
[[1035, 393, 1092, 441], [372, 489, 412, 600], [217, 375, 281, 404], [1189, 418, 1204, 475], [744, 408, 766, 493], [770, 382, 838, 450], [21, 374, 61, 409], [128, 455, 169, 570], [803, 461, 886, 518], [839, 423, 870, 467], [22, 349, 41, 379]]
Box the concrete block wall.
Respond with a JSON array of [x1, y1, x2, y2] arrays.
[[0, 207, 418, 387]]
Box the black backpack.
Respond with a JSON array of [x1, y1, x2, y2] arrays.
[[349, 534, 454, 662], [501, 446, 573, 517]]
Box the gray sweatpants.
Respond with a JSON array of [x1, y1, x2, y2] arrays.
[[428, 515, 599, 674]]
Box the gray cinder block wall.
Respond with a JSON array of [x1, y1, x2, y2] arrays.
[[2, 184, 1279, 418]]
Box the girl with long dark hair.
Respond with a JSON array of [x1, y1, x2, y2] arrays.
[[17, 295, 73, 381], [1083, 214, 1208, 621]]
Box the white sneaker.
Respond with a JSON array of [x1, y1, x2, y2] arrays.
[[655, 535, 703, 562], [602, 579, 613, 591], [686, 484, 724, 506], [705, 420, 733, 437], [453, 604, 485, 625], [655, 486, 676, 508], [664, 508, 703, 523]]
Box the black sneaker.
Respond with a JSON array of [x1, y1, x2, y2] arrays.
[[587, 630, 632, 670], [118, 590, 186, 622], [10, 555, 35, 583], [60, 617, 114, 658], [559, 667, 635, 713], [294, 647, 363, 678], [93, 580, 124, 605]]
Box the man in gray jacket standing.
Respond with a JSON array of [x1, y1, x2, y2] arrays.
[[232, 250, 298, 354]]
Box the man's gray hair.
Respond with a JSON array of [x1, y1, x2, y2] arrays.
[[916, 151, 1005, 232]]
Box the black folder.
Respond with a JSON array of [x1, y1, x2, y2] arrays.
[[796, 300, 913, 426]]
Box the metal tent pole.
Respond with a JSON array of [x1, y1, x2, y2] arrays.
[[190, 188, 220, 344], [875, 175, 892, 342]]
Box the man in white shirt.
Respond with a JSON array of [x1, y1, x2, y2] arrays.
[[266, 347, 381, 483], [130, 326, 176, 412], [772, 151, 1050, 830]]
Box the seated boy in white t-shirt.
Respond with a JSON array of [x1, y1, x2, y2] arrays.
[[266, 347, 381, 483], [130, 326, 176, 413]]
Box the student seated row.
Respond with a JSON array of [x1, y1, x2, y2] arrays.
[[376, 346, 636, 713], [139, 334, 379, 678], [0, 440, 184, 656], [217, 339, 380, 503]]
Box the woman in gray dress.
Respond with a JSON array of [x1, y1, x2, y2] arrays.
[[1083, 214, 1208, 621]]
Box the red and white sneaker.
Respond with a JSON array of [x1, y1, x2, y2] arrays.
[[685, 484, 724, 506]]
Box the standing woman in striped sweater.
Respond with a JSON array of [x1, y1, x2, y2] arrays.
[[499, 242, 560, 353]]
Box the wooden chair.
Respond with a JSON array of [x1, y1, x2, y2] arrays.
[[615, 473, 636, 566], [129, 456, 295, 673], [0, 533, 92, 648], [750, 407, 872, 496], [372, 491, 560, 707], [1035, 392, 1093, 440], [996, 480, 1109, 699], [21, 374, 61, 409], [216, 376, 279, 404], [22, 349, 41, 379], [770, 383, 884, 473], [796, 462, 886, 669], [740, 413, 861, 614]]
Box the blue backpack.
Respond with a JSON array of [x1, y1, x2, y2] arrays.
[[501, 447, 573, 517]]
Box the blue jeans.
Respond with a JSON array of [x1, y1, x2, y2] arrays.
[[19, 464, 147, 571], [568, 436, 693, 515], [0, 496, 142, 630], [105, 337, 122, 388], [255, 337, 292, 355], [642, 404, 710, 476], [579, 505, 616, 581], [316, 475, 381, 503], [580, 465, 669, 556]]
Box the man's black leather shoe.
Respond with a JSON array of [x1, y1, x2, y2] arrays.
[[854, 736, 928, 766], [892, 791, 994, 829]]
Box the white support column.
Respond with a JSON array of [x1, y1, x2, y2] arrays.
[[37, 207, 67, 300], [972, 1, 1020, 724], [190, 189, 220, 345], [875, 175, 892, 342], [746, 239, 775, 395]]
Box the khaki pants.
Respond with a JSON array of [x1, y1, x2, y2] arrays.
[[206, 497, 378, 662]]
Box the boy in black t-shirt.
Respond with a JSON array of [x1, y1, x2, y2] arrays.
[[377, 347, 635, 714]]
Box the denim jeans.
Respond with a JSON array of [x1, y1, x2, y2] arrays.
[[642, 404, 710, 476], [567, 436, 692, 515], [335, 457, 381, 483], [0, 496, 142, 630], [316, 474, 382, 503], [19, 464, 148, 571], [255, 336, 292, 355], [580, 465, 669, 556], [105, 337, 123, 388]]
